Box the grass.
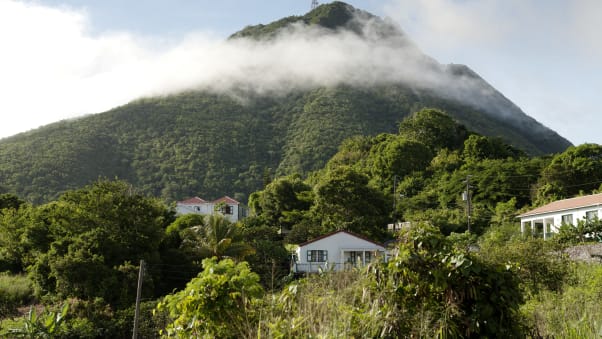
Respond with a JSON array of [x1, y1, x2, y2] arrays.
[[0, 273, 34, 319], [522, 262, 602, 338]]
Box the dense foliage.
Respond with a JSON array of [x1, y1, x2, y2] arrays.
[[0, 106, 600, 337], [249, 108, 578, 241]]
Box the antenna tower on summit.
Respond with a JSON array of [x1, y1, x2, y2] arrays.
[[311, 0, 319, 10]]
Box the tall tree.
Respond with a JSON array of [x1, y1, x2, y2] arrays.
[[535, 143, 602, 203], [398, 108, 468, 152], [183, 214, 255, 260], [25, 180, 173, 306], [311, 166, 389, 240]]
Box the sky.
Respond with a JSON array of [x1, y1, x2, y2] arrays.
[[1, 0, 600, 145]]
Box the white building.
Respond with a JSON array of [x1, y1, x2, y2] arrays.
[[176, 195, 248, 223], [293, 230, 388, 273], [518, 193, 602, 239]]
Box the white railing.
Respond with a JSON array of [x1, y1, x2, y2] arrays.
[[293, 262, 366, 273]]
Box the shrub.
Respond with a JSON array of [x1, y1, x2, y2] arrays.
[[157, 258, 263, 338]]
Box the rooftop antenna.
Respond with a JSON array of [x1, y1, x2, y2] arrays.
[[311, 0, 319, 10]]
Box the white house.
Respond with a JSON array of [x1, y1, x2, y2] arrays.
[[518, 193, 602, 239], [293, 230, 388, 273], [176, 195, 249, 222]]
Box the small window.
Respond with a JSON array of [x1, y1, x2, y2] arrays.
[[586, 210, 598, 222], [195, 206, 201, 211], [307, 250, 328, 262], [219, 205, 233, 215], [561, 214, 573, 225]]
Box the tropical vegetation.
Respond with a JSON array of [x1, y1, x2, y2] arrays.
[[0, 2, 599, 337], [0, 107, 601, 337]]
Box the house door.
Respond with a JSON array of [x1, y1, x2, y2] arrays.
[[345, 251, 363, 265]]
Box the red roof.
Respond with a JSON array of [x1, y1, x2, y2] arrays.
[[298, 230, 384, 247], [212, 196, 240, 205], [178, 196, 206, 204], [519, 193, 602, 218]]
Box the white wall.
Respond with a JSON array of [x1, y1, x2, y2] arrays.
[[521, 205, 602, 236], [176, 202, 246, 222], [295, 232, 386, 272]]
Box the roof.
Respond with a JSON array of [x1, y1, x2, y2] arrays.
[[212, 196, 240, 205], [518, 193, 602, 218], [177, 196, 206, 204], [298, 230, 385, 248]]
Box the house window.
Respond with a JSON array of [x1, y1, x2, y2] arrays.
[[195, 206, 201, 211], [586, 210, 598, 222], [365, 251, 372, 263], [307, 250, 328, 262], [218, 205, 233, 215], [561, 214, 573, 225]]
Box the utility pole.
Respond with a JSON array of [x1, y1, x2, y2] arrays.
[[311, 0, 319, 10], [463, 175, 472, 233], [392, 174, 401, 222], [132, 260, 145, 339]]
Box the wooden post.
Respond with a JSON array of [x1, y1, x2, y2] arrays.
[[132, 260, 145, 339]]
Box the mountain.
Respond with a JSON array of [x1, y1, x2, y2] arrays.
[[0, 2, 571, 204]]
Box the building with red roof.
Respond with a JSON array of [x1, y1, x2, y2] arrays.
[[176, 195, 249, 222]]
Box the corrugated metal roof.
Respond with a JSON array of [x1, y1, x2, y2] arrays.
[[518, 193, 602, 217]]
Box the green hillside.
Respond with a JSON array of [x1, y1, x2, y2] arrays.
[[0, 2, 571, 204]]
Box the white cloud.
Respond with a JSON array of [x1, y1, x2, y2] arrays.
[[0, 1, 152, 138], [0, 0, 472, 139], [1, 0, 598, 146]]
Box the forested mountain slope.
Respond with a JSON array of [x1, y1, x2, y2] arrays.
[[0, 2, 571, 204]]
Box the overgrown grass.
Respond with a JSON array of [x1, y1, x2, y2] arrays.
[[257, 268, 397, 338], [0, 273, 34, 318], [522, 262, 602, 338]]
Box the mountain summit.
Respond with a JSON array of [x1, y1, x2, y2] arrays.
[[231, 1, 401, 40], [0, 2, 571, 203]]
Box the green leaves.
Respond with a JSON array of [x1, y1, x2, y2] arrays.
[[398, 108, 468, 152], [378, 224, 524, 337], [182, 214, 255, 261], [535, 144, 602, 203], [9, 302, 69, 338], [158, 258, 263, 338], [17, 180, 172, 307]]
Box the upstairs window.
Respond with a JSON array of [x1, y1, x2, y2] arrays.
[[307, 250, 328, 262], [218, 204, 233, 215]]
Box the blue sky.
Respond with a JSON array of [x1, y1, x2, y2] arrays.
[[1, 0, 600, 146]]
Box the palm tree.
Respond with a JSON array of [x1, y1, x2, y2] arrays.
[[188, 214, 255, 260]]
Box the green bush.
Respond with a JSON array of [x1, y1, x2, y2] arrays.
[[478, 225, 570, 296], [157, 258, 263, 338]]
